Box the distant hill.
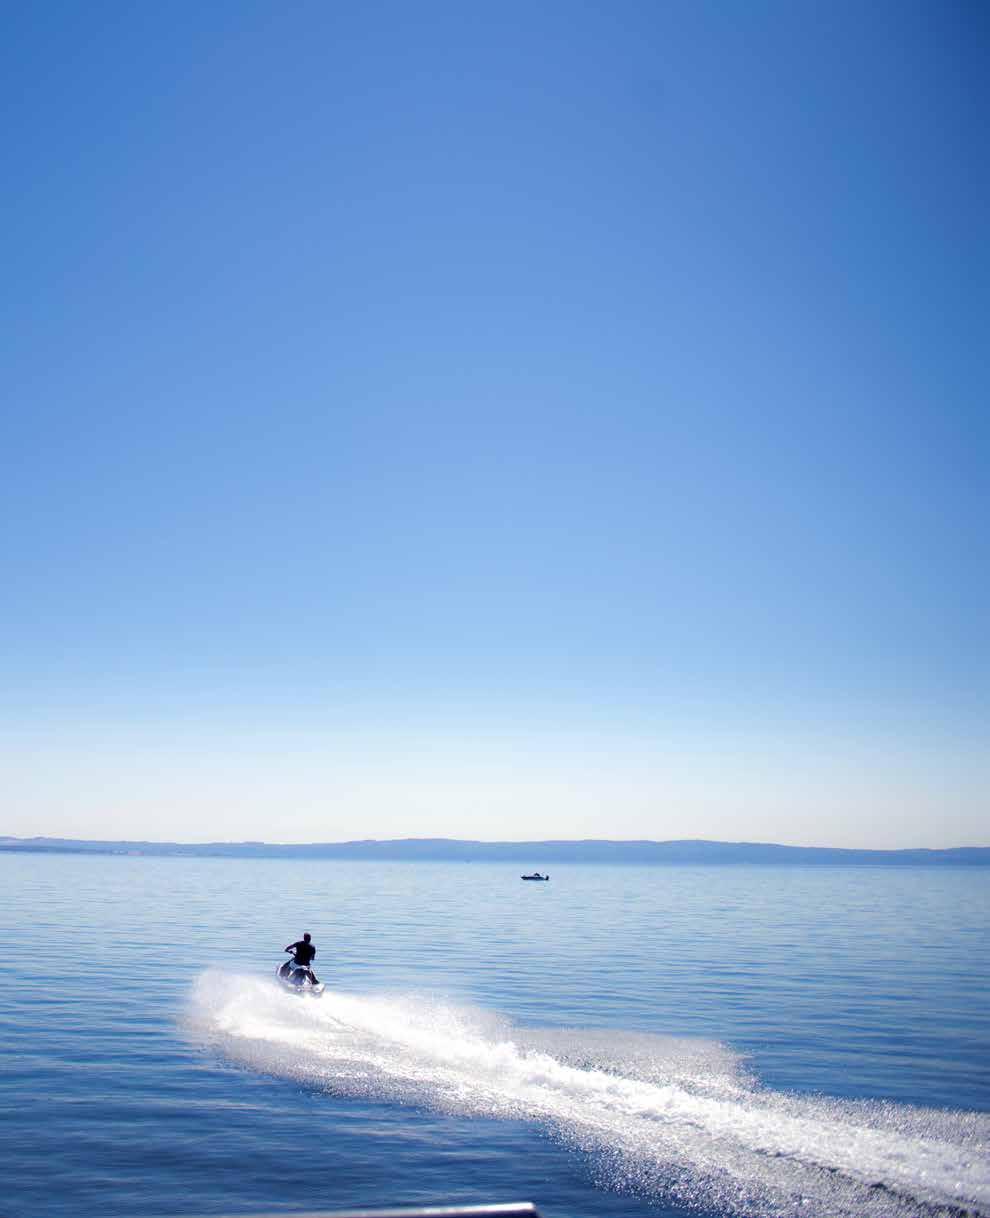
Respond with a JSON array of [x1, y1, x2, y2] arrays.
[[0, 835, 987, 865]]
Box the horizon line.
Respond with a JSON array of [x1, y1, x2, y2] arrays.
[[2, 834, 987, 854]]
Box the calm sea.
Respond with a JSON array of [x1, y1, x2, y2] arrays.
[[0, 854, 987, 1218]]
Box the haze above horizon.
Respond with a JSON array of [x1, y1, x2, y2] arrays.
[[3, 2, 986, 849]]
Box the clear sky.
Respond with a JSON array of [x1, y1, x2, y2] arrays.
[[2, 1, 986, 848]]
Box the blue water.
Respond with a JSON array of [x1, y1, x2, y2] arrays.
[[1, 855, 987, 1218]]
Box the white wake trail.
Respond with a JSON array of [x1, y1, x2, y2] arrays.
[[187, 973, 990, 1218]]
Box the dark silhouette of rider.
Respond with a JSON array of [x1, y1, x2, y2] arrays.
[[283, 932, 319, 983]]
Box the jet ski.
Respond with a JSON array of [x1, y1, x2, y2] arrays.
[[276, 960, 325, 996], [521, 873, 549, 881]]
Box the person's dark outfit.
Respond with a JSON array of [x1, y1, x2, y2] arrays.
[[284, 938, 318, 983], [288, 940, 316, 967]]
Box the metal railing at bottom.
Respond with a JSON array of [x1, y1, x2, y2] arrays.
[[219, 1206, 542, 1218]]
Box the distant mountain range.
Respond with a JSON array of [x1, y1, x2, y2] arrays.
[[1, 835, 987, 865]]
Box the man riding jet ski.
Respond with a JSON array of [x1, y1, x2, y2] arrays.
[[277, 931, 325, 994]]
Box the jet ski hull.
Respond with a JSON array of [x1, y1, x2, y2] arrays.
[[276, 962, 325, 996]]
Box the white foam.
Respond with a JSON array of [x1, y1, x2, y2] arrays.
[[187, 973, 990, 1218]]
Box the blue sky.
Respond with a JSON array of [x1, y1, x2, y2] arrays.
[[3, 1, 986, 846]]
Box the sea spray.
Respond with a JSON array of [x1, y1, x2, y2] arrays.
[[187, 972, 990, 1218]]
